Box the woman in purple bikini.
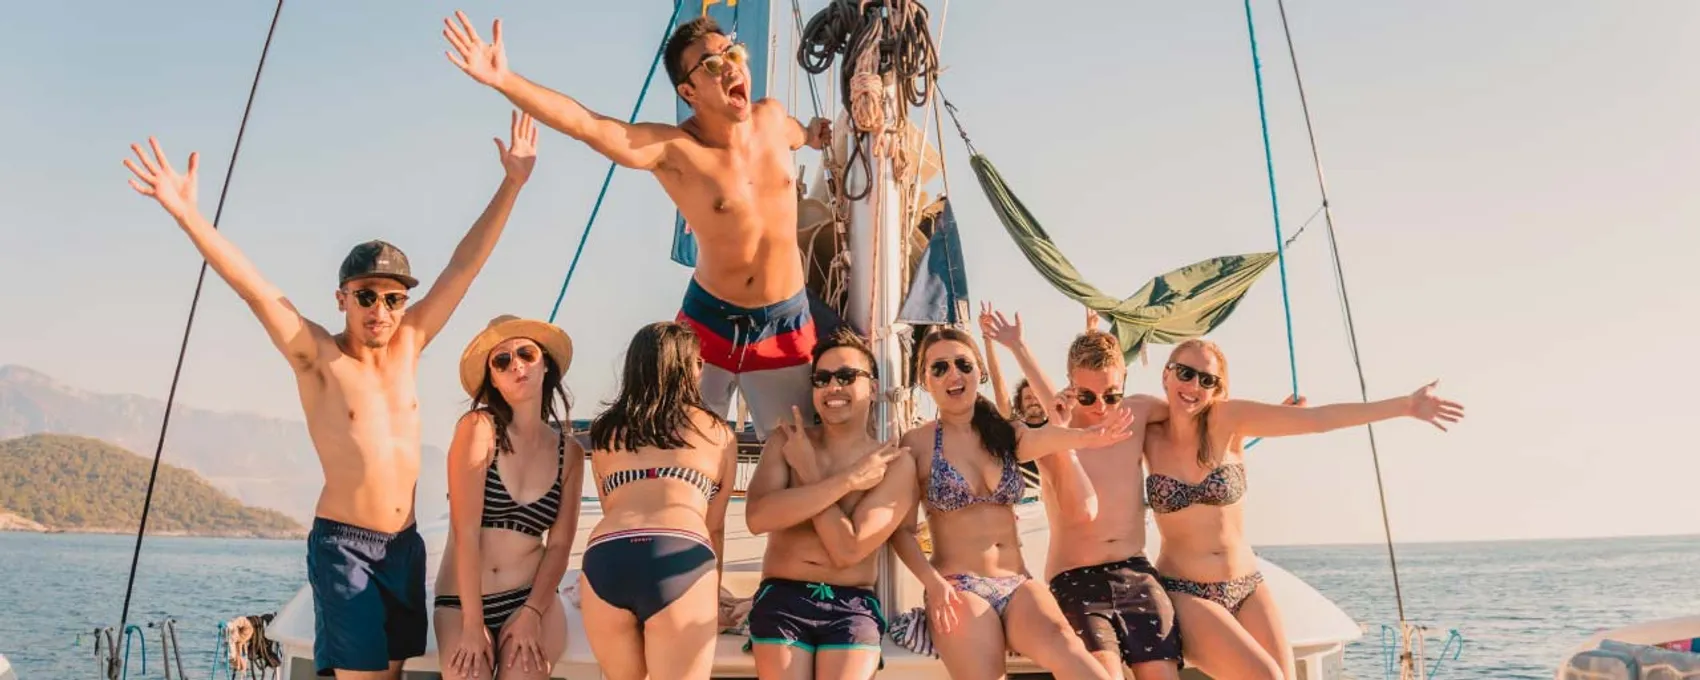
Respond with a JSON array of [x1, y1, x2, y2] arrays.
[[1144, 339, 1465, 679], [888, 327, 1134, 680]]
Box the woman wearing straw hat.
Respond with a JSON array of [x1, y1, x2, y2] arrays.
[[434, 315, 583, 680], [579, 321, 739, 680]]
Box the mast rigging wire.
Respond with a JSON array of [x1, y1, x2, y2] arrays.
[[117, 0, 287, 643]]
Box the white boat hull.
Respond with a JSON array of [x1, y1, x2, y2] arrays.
[[1556, 615, 1700, 680], [0, 653, 16, 680], [263, 501, 1360, 678]]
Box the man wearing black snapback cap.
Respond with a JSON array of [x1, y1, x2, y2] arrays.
[[123, 111, 541, 678]]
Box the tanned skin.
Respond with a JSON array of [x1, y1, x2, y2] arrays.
[[442, 11, 830, 308], [124, 113, 538, 679]]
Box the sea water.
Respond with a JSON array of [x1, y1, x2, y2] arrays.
[[1, 532, 1695, 678]]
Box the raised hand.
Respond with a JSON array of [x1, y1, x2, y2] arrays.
[[844, 441, 905, 491], [977, 301, 997, 337], [124, 137, 199, 222], [981, 307, 1024, 349], [1051, 386, 1077, 427], [777, 406, 820, 479], [1085, 307, 1101, 332], [443, 10, 509, 88], [496, 110, 538, 183], [1407, 381, 1464, 431]]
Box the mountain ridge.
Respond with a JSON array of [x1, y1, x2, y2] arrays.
[[0, 363, 450, 523]]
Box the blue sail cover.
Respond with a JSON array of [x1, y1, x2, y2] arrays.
[[897, 199, 971, 326], [670, 0, 773, 267]]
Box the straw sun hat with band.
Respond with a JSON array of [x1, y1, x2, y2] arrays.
[[458, 315, 575, 399]]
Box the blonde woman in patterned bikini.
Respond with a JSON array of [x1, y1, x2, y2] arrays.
[[1144, 339, 1464, 679]]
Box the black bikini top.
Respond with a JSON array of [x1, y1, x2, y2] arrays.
[[479, 425, 567, 537], [1145, 462, 1247, 514]]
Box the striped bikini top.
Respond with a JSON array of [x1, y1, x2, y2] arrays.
[[599, 465, 721, 501], [480, 425, 567, 538]]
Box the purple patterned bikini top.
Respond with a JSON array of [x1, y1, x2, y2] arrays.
[[1145, 462, 1247, 514], [925, 423, 1024, 513]]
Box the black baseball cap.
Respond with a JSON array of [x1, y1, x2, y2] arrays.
[[338, 240, 418, 289]]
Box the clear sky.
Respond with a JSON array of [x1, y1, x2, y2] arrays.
[[2, 1, 1695, 546]]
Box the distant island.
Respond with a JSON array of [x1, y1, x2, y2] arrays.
[[0, 433, 305, 539], [0, 363, 449, 524]]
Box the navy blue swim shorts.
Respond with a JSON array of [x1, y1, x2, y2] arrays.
[[305, 517, 428, 676]]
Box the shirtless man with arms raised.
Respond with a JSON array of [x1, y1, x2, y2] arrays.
[[743, 328, 915, 680], [983, 309, 1180, 680], [122, 113, 540, 678], [442, 11, 833, 437]]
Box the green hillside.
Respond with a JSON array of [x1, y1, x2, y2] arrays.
[[0, 434, 304, 538]]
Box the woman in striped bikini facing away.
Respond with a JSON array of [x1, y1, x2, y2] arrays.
[[435, 315, 584, 679], [580, 321, 740, 680]]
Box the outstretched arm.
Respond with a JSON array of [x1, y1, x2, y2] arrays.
[[125, 138, 327, 372], [401, 112, 537, 350], [1016, 405, 1138, 463], [1219, 382, 1465, 439], [443, 12, 682, 171]]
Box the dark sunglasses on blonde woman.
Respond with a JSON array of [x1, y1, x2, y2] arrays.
[[1167, 362, 1220, 390]]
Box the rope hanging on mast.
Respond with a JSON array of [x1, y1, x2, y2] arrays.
[[1268, 0, 1418, 665], [1239, 0, 1301, 401], [116, 0, 286, 645], [798, 0, 940, 201]]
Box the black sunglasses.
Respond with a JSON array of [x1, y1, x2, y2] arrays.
[[490, 345, 542, 373], [1167, 362, 1221, 390], [811, 367, 871, 388], [346, 288, 408, 312], [1074, 388, 1123, 407], [929, 357, 977, 379]]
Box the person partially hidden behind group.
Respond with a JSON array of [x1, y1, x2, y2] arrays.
[[743, 327, 915, 680], [1143, 339, 1465, 679], [889, 325, 1137, 680], [435, 315, 584, 680], [579, 321, 740, 680]]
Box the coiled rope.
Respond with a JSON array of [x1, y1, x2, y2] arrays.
[[116, 0, 286, 645], [799, 0, 939, 200]]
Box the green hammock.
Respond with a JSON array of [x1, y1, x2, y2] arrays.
[[968, 154, 1278, 364]]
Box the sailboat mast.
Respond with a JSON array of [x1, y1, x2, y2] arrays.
[[844, 76, 909, 612]]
